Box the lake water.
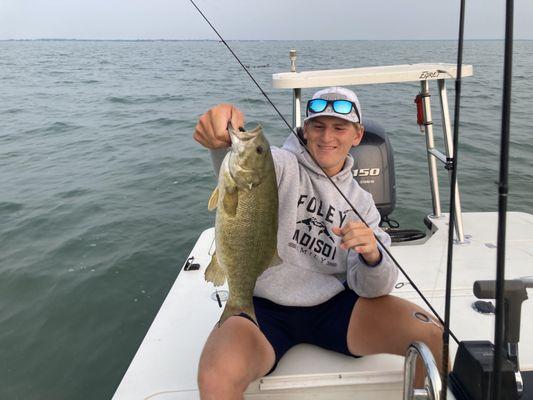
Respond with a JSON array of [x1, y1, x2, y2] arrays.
[[1, 40, 532, 399]]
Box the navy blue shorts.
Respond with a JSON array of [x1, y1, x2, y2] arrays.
[[244, 286, 361, 373]]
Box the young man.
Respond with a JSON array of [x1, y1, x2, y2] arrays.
[[194, 87, 443, 400]]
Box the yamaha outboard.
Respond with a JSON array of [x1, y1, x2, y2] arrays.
[[349, 119, 396, 219], [349, 120, 426, 243]]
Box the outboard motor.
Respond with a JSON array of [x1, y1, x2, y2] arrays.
[[349, 119, 396, 220], [349, 120, 426, 243]]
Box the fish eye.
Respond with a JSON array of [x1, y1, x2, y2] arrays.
[[256, 145, 264, 154]]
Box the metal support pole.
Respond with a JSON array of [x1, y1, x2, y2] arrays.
[[438, 79, 466, 243], [421, 80, 442, 218], [289, 50, 302, 128], [293, 88, 301, 128]]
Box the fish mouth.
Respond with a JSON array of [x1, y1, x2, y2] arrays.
[[228, 123, 262, 144]]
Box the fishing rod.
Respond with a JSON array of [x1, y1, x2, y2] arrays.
[[492, 0, 514, 398], [441, 0, 467, 396], [188, 0, 460, 344]]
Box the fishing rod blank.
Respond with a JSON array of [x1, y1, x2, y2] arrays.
[[492, 0, 514, 399], [441, 0, 467, 397]]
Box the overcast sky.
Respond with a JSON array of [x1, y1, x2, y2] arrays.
[[1, 0, 532, 40]]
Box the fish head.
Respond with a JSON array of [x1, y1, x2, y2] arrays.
[[228, 124, 272, 190]]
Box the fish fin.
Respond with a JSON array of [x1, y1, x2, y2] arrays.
[[268, 251, 283, 268], [218, 301, 257, 327], [204, 253, 226, 286], [222, 189, 238, 217], [208, 187, 219, 211]]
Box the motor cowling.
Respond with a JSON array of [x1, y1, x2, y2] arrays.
[[349, 119, 396, 220]]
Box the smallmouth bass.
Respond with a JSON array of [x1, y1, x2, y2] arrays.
[[206, 124, 281, 326]]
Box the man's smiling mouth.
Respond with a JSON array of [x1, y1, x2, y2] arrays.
[[318, 144, 337, 150]]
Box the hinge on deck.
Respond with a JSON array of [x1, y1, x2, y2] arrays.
[[183, 256, 200, 271]]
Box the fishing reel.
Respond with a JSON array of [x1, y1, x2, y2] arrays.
[[450, 277, 533, 400]]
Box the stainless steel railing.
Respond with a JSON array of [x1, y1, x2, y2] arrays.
[[403, 341, 442, 400]]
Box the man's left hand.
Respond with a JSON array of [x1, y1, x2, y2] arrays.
[[332, 221, 381, 265]]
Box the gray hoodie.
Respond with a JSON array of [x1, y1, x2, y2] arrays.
[[211, 133, 398, 306]]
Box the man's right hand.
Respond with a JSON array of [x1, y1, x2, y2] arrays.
[[193, 104, 245, 149]]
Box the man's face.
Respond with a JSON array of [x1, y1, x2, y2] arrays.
[[303, 116, 363, 176]]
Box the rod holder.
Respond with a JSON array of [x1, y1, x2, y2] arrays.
[[289, 49, 297, 72], [474, 279, 528, 345]]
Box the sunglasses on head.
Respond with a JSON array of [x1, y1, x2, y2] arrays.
[[306, 98, 361, 122]]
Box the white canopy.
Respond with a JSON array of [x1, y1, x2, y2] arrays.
[[272, 63, 473, 89]]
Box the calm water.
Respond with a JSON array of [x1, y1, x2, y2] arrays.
[[1, 40, 532, 399]]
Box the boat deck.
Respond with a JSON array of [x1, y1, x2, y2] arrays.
[[113, 211, 533, 399]]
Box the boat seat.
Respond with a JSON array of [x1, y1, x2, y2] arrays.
[[245, 343, 405, 398]]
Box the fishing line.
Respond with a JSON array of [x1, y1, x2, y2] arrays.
[[189, 0, 459, 345], [441, 0, 467, 395], [189, 0, 291, 130]]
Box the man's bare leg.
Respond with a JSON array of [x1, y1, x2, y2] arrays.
[[346, 295, 444, 387], [198, 316, 276, 400]]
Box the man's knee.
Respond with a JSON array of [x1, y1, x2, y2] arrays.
[[409, 314, 443, 356], [197, 317, 274, 398], [424, 321, 444, 351], [198, 361, 249, 397]]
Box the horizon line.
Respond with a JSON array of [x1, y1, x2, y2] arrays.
[[1, 38, 530, 42]]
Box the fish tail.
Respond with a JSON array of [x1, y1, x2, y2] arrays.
[[218, 301, 257, 327], [204, 253, 226, 286]]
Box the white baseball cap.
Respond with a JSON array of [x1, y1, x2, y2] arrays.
[[304, 86, 362, 124]]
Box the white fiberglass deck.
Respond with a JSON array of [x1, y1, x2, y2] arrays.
[[113, 211, 533, 400]]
